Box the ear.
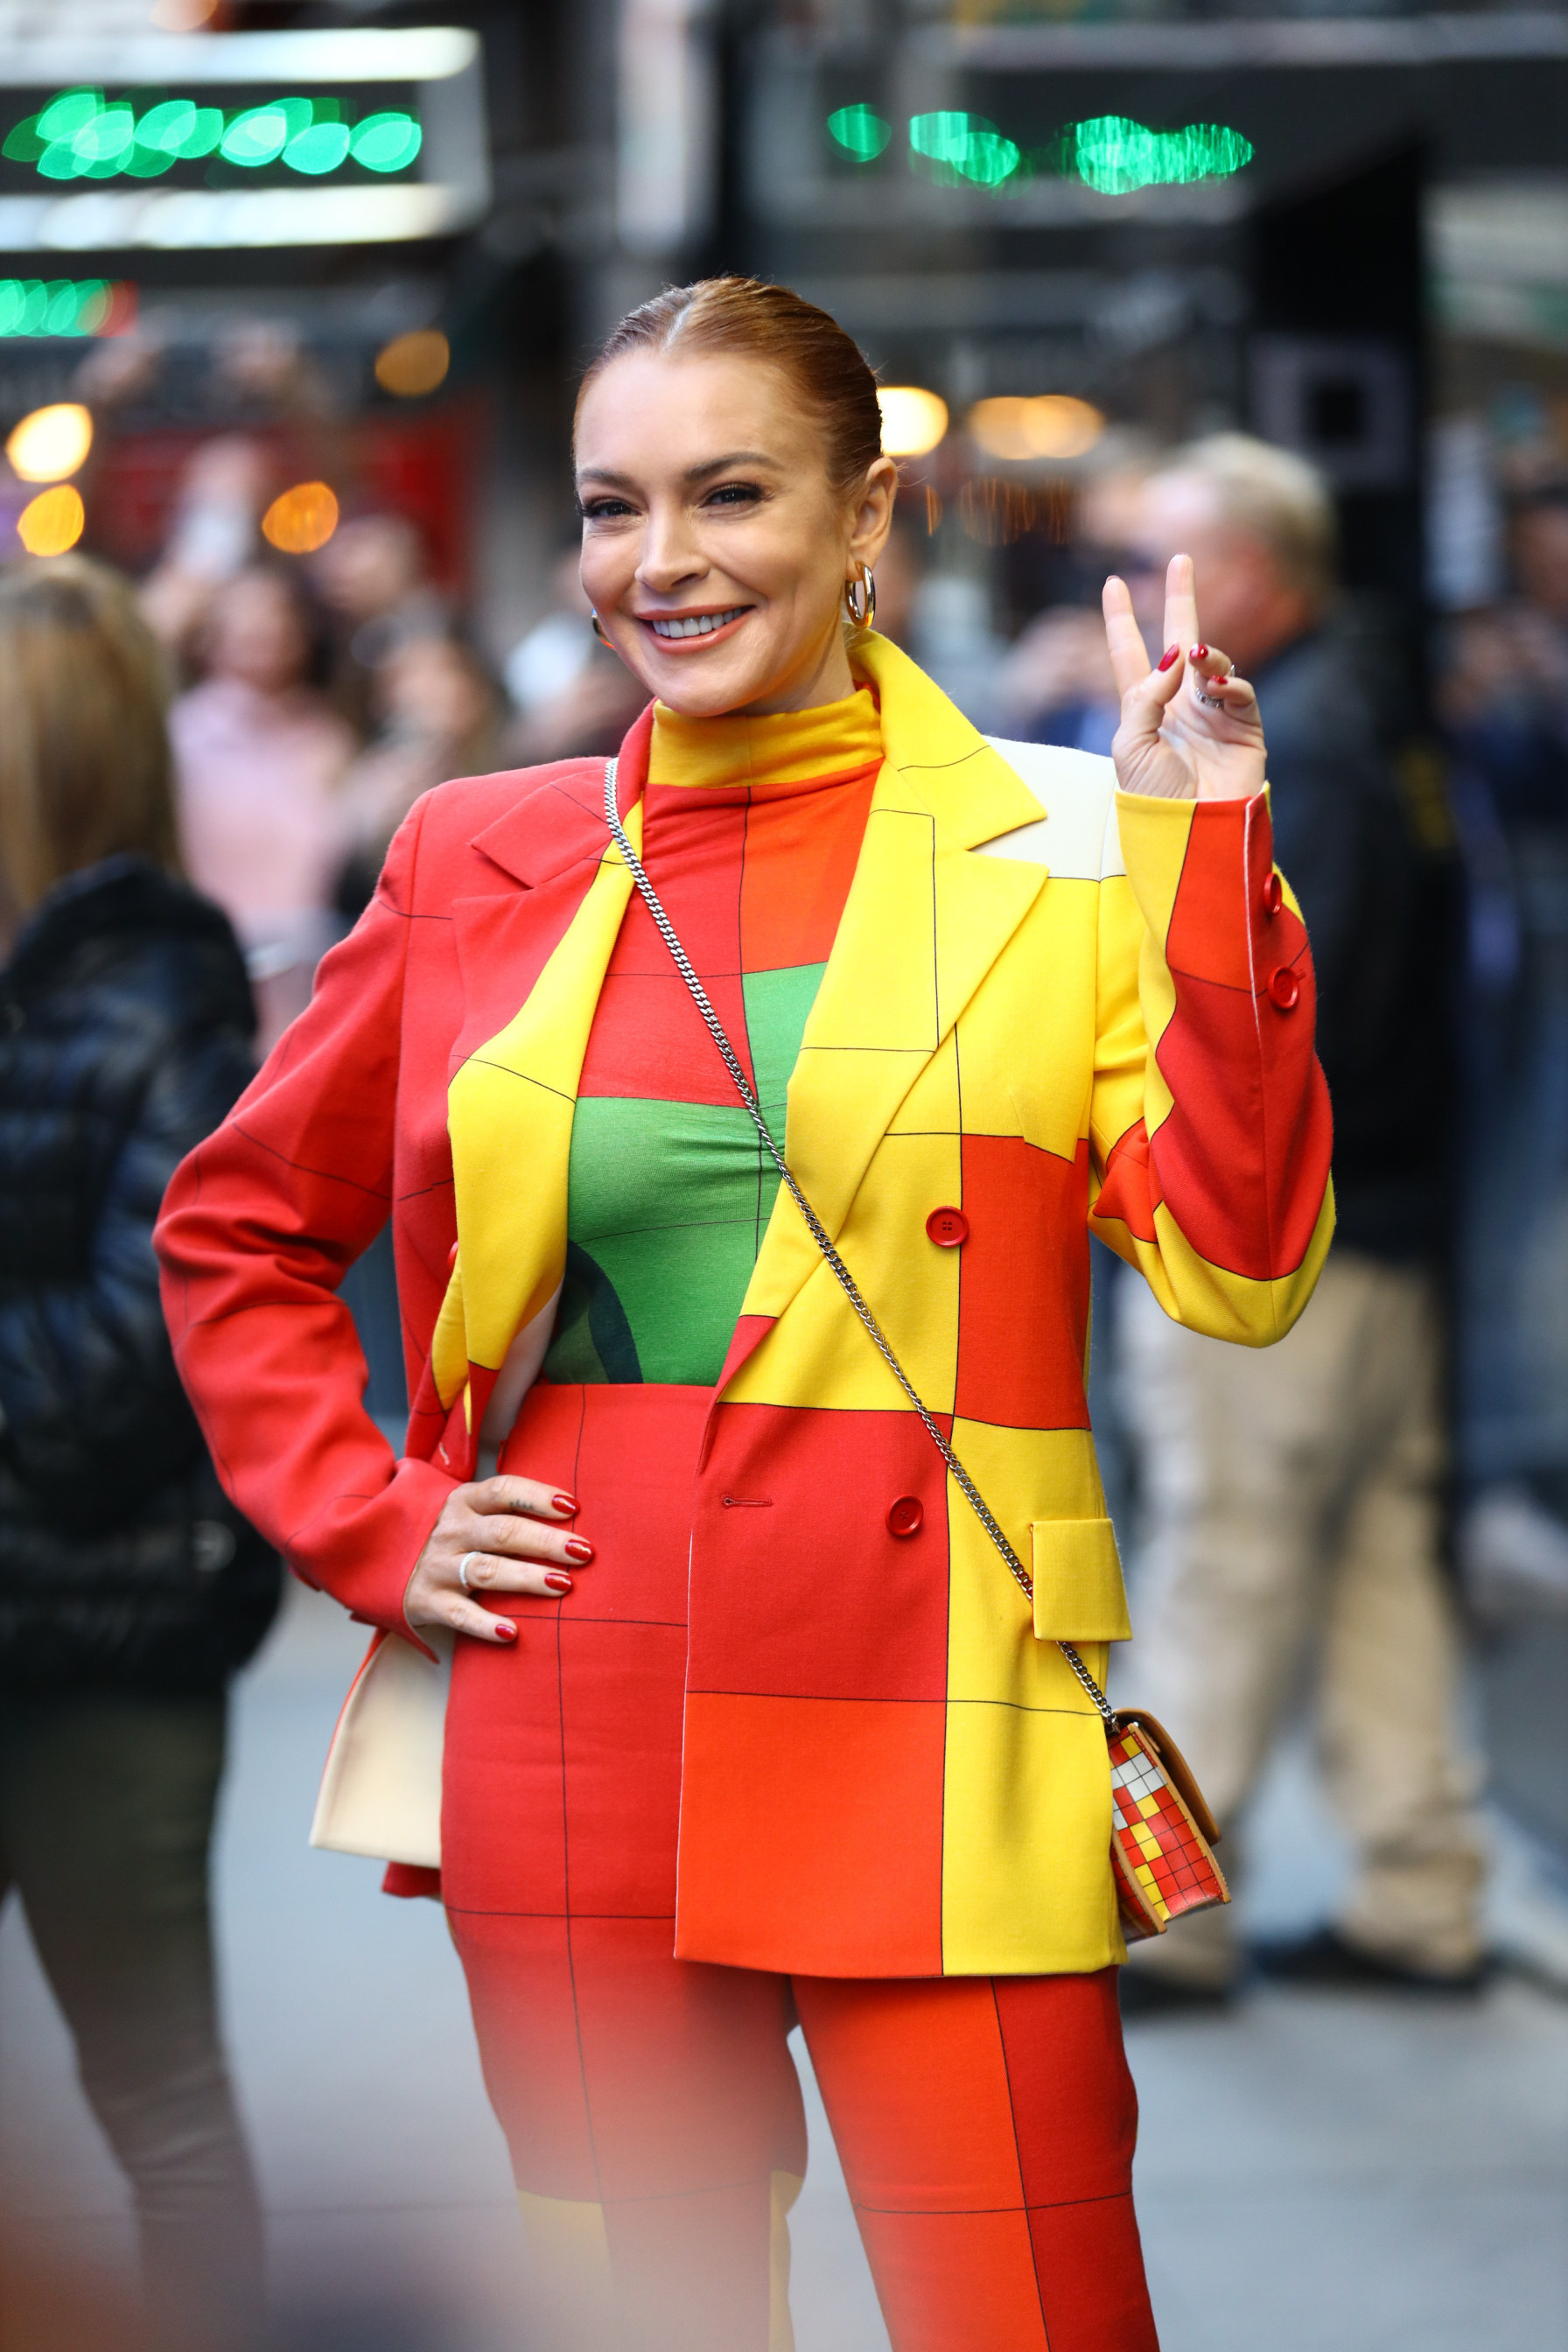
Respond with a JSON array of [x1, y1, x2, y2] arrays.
[[845, 456, 900, 578]]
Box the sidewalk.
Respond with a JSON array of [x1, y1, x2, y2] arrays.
[[3, 1580, 1565, 2349]]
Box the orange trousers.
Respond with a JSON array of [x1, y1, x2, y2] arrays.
[[440, 1384, 1158, 2350], [453, 1913, 1154, 2352]]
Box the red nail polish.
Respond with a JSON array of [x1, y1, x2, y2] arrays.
[[1191, 643, 1208, 661], [495, 1620, 518, 1642], [544, 1572, 571, 1593], [1157, 643, 1180, 671], [552, 1493, 578, 1516], [564, 1537, 593, 1564]]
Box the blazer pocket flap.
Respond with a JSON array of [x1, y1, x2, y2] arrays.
[[1030, 1517, 1131, 1643]]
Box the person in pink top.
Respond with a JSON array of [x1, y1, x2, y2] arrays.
[[170, 565, 356, 1052]]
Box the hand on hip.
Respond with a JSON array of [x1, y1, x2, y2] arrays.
[[404, 1476, 591, 1645]]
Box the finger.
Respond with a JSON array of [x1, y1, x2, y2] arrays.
[[1118, 617, 1188, 731], [1163, 554, 1199, 660], [466, 1475, 578, 1520], [1189, 639, 1231, 673], [443, 1592, 521, 1644], [1102, 574, 1153, 699], [455, 1546, 581, 1597], [1116, 659, 1186, 758], [455, 1513, 592, 1567], [1186, 660, 1258, 724]]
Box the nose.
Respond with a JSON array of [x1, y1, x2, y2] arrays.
[[636, 497, 707, 598]]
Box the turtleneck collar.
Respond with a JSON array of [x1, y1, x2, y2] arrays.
[[647, 685, 881, 797]]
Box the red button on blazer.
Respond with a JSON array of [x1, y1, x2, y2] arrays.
[[1267, 964, 1300, 1011], [926, 1206, 969, 1247], [1262, 870, 1284, 917], [886, 1495, 924, 1536]]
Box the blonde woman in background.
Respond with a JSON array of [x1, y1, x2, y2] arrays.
[[0, 558, 275, 2349]]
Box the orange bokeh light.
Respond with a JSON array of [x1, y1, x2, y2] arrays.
[[374, 330, 451, 398], [967, 396, 1105, 463], [7, 402, 94, 485], [17, 484, 85, 556], [262, 480, 340, 555]]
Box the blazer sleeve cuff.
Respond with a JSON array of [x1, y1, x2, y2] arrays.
[[289, 1452, 458, 1652]]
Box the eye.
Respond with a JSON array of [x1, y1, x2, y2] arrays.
[[704, 481, 764, 509], [578, 495, 635, 522]]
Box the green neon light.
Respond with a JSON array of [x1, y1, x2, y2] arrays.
[[826, 104, 891, 163], [134, 100, 224, 163], [0, 278, 117, 336], [2, 88, 422, 185], [36, 90, 98, 144], [222, 107, 288, 168], [350, 113, 423, 173], [908, 111, 1020, 191], [285, 121, 351, 176], [885, 108, 1251, 198], [74, 103, 135, 169], [1069, 117, 1253, 194]]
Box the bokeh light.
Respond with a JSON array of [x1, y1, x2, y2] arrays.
[[133, 98, 223, 166], [351, 114, 424, 174], [374, 330, 451, 397], [908, 112, 1020, 191], [6, 402, 94, 482], [1071, 118, 1253, 196], [2, 89, 422, 183], [826, 105, 892, 164], [286, 122, 352, 177], [967, 396, 1105, 462], [0, 280, 128, 337], [262, 481, 340, 555], [878, 386, 948, 457], [221, 107, 290, 170], [17, 483, 84, 556]]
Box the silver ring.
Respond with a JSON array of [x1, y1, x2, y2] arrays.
[[458, 1551, 479, 1592], [1194, 687, 1228, 709]]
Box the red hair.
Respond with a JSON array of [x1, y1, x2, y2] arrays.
[[576, 276, 884, 501]]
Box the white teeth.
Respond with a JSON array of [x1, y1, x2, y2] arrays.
[[648, 608, 746, 640]]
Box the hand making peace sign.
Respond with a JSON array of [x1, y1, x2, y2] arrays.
[[1104, 552, 1268, 803]]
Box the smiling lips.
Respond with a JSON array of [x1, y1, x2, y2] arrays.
[[642, 606, 750, 643]]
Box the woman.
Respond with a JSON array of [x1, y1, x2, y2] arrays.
[[158, 280, 1334, 2352], [0, 556, 276, 2349], [169, 561, 355, 1054]]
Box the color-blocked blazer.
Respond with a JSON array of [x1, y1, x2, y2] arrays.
[[155, 632, 1334, 1978]]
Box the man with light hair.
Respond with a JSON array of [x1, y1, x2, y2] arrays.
[[1114, 433, 1482, 2004]]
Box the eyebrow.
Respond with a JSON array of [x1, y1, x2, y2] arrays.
[[575, 450, 784, 489]]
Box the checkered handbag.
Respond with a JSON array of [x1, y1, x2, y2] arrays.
[[1105, 1709, 1228, 1942], [605, 761, 1230, 1943]]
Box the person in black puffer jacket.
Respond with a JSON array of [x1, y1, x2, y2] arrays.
[[0, 556, 276, 2349]]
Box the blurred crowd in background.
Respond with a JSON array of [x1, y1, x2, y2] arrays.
[[0, 2, 1566, 2348]]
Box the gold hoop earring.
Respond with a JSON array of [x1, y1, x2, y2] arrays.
[[844, 568, 876, 632], [591, 611, 612, 646]]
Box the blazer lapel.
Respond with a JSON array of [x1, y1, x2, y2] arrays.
[[741, 636, 1050, 1328], [469, 705, 653, 891], [430, 718, 652, 1424]]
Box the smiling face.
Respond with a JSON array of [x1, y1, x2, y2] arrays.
[[574, 348, 897, 718]]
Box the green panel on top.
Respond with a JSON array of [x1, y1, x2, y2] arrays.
[[743, 960, 827, 1127], [542, 962, 830, 1388], [544, 1095, 772, 1387]]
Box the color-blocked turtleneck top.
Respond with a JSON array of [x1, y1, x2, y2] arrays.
[[541, 687, 881, 1387]]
